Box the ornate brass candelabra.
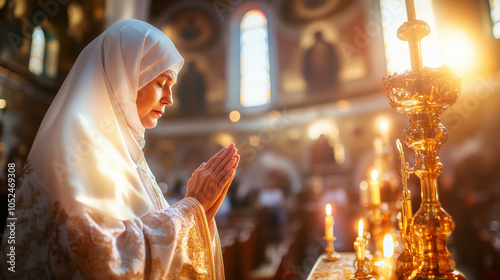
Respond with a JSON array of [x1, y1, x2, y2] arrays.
[[383, 0, 466, 279]]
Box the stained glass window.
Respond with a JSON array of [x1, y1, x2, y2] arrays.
[[29, 26, 45, 76], [380, 0, 440, 74], [490, 0, 500, 38], [240, 9, 271, 107]]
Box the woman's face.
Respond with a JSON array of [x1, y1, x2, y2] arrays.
[[136, 70, 177, 129]]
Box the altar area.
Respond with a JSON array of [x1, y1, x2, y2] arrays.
[[306, 0, 470, 279], [307, 253, 357, 280]]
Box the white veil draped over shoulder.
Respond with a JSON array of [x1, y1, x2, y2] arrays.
[[28, 19, 184, 220]]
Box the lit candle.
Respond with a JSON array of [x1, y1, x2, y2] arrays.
[[355, 219, 365, 260], [325, 204, 334, 239], [379, 120, 389, 146], [383, 234, 394, 258], [382, 233, 395, 280], [359, 180, 369, 206], [370, 170, 381, 205]]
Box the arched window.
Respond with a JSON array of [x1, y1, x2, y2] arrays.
[[28, 26, 46, 76], [239, 9, 271, 107], [490, 0, 500, 38]]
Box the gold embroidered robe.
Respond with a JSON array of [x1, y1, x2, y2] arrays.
[[0, 157, 225, 279]]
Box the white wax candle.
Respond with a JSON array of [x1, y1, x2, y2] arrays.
[[379, 120, 389, 146], [355, 219, 365, 260], [325, 204, 333, 239], [359, 180, 369, 206]]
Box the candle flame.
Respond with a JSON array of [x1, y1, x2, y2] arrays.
[[326, 204, 332, 216], [358, 219, 363, 237], [383, 234, 394, 258], [371, 169, 379, 181]]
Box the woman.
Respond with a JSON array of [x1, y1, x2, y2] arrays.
[[1, 19, 239, 279]]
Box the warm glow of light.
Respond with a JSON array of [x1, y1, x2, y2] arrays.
[[383, 234, 394, 258], [380, 120, 389, 132], [213, 133, 235, 147], [229, 110, 241, 122], [249, 135, 260, 147], [308, 120, 338, 140], [336, 99, 350, 111], [268, 110, 281, 120], [358, 219, 364, 237], [371, 170, 379, 181], [334, 144, 345, 164], [0, 99, 6, 109], [240, 9, 271, 107], [378, 118, 390, 145], [380, 0, 441, 74], [326, 204, 332, 216], [441, 30, 478, 75], [288, 128, 302, 141], [360, 181, 368, 191]]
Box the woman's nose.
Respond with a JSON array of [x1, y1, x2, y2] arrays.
[[162, 89, 173, 106]]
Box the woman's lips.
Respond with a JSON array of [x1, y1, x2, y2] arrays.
[[153, 110, 163, 117]]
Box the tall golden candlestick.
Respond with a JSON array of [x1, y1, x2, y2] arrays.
[[383, 0, 466, 279]]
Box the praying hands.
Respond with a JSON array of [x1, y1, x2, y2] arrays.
[[186, 143, 240, 223]]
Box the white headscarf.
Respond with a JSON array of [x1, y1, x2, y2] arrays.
[[28, 19, 184, 220]]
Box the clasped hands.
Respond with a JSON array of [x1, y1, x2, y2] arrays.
[[186, 144, 240, 223]]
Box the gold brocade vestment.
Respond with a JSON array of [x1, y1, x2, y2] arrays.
[[0, 156, 225, 279]]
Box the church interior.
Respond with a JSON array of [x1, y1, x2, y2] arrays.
[[1, 0, 500, 279]]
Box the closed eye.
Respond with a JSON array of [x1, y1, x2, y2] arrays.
[[157, 82, 164, 89]]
